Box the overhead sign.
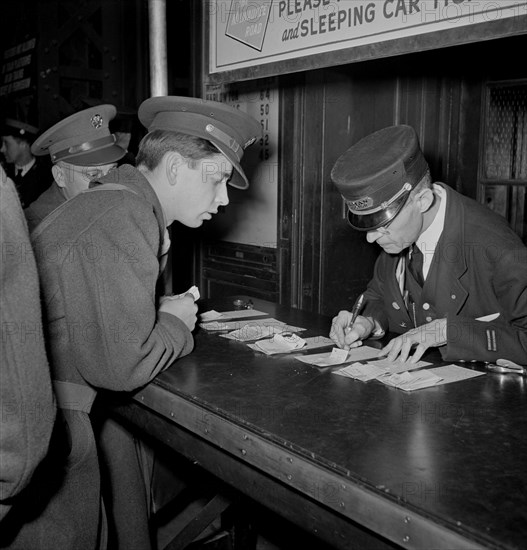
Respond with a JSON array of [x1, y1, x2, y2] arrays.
[[1, 37, 37, 97], [210, 0, 527, 74]]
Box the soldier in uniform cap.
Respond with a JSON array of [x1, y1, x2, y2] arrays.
[[329, 124, 527, 365], [27, 96, 260, 550], [1, 117, 53, 208], [24, 104, 126, 232]]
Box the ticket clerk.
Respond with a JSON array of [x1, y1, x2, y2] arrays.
[[329, 124, 527, 365]]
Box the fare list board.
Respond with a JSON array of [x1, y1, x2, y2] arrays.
[[203, 78, 278, 248]]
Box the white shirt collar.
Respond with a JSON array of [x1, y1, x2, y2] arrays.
[[415, 183, 447, 279], [15, 157, 36, 177]]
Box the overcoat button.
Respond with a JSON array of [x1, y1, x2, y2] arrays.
[[423, 303, 430, 310], [451, 294, 456, 300], [426, 316, 432, 322], [392, 302, 400, 310]]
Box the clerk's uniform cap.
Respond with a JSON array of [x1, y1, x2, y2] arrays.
[[331, 125, 429, 231], [138, 96, 262, 190], [31, 105, 126, 166], [1, 118, 39, 142]]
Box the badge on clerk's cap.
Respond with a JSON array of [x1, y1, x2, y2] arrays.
[[31, 105, 126, 166], [331, 125, 429, 231], [138, 96, 261, 190]]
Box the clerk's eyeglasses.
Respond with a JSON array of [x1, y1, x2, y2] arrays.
[[367, 193, 414, 236]]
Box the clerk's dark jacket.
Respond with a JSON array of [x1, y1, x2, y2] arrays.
[[9, 157, 53, 209], [361, 183, 527, 364], [27, 164, 194, 550]]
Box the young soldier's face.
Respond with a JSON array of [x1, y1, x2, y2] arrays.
[[170, 153, 232, 228]]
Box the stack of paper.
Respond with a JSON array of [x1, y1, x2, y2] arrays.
[[379, 370, 443, 391], [200, 318, 305, 333], [333, 357, 431, 382], [248, 333, 307, 355], [220, 324, 286, 342], [200, 309, 269, 321], [333, 362, 389, 381]]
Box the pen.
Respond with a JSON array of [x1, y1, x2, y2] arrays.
[[346, 293, 364, 333]]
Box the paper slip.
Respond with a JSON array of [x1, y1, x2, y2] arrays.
[[366, 357, 432, 374], [200, 309, 270, 322], [346, 345, 385, 362], [220, 324, 287, 342], [379, 365, 485, 391], [248, 333, 306, 355], [164, 285, 200, 302], [295, 348, 350, 367], [334, 363, 388, 382]]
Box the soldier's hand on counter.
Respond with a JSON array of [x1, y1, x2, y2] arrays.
[[159, 294, 198, 331]]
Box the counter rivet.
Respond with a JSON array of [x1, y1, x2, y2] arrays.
[[339, 502, 345, 508], [403, 535, 410, 543], [241, 449, 247, 455], [404, 516, 411, 523], [243, 434, 249, 440], [287, 457, 293, 463], [287, 474, 292, 480], [170, 412, 174, 417], [341, 484, 346, 490]]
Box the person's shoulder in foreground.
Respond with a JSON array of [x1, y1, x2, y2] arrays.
[[0, 168, 55, 526]]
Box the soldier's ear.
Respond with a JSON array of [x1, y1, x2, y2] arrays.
[[164, 151, 184, 186], [52, 163, 65, 188]]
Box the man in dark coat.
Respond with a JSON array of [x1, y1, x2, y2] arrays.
[[1, 119, 53, 208], [26, 96, 261, 550], [329, 125, 527, 365]]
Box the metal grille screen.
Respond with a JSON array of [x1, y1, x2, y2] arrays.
[[482, 82, 527, 242]]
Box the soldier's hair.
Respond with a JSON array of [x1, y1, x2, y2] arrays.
[[136, 130, 218, 170]]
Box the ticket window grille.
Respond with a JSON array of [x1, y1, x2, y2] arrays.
[[479, 81, 527, 243]]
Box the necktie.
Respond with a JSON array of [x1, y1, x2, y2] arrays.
[[408, 245, 424, 287]]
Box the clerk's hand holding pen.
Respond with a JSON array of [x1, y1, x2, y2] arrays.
[[330, 294, 375, 351]]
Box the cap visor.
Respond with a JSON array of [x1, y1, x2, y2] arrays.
[[60, 144, 126, 166], [347, 191, 409, 231], [211, 141, 249, 190]]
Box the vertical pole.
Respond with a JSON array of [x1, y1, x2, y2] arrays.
[[148, 0, 168, 97]]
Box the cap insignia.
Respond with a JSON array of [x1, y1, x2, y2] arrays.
[[243, 137, 256, 149], [91, 114, 103, 129], [348, 197, 373, 211]]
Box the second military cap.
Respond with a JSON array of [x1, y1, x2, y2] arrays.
[[1, 118, 39, 141], [331, 125, 429, 231], [138, 96, 261, 190], [31, 105, 125, 166]]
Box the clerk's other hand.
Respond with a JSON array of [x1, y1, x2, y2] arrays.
[[330, 311, 374, 351], [159, 294, 198, 331], [382, 318, 447, 363]]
